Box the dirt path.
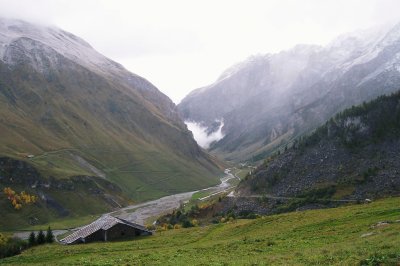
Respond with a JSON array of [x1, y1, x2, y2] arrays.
[[233, 194, 361, 203], [13, 230, 69, 241]]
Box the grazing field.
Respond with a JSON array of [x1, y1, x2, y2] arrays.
[[1, 197, 399, 265]]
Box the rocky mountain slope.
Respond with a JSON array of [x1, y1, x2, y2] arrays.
[[230, 91, 400, 214], [0, 18, 221, 227], [178, 22, 400, 162]]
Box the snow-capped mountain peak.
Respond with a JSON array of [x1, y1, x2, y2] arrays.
[[0, 18, 124, 75]]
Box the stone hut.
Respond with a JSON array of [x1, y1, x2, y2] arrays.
[[60, 215, 152, 244]]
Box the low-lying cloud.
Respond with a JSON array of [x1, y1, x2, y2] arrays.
[[185, 120, 224, 149]]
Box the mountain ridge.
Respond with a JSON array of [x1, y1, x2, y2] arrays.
[[178, 21, 400, 162]]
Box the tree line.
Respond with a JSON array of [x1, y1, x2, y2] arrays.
[[0, 227, 54, 259]]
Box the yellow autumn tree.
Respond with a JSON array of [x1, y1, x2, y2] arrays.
[[3, 187, 36, 210]]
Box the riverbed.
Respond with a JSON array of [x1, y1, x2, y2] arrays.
[[14, 168, 238, 240], [110, 168, 238, 224]]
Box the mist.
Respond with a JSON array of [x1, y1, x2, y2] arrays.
[[185, 120, 224, 149], [1, 0, 399, 103]]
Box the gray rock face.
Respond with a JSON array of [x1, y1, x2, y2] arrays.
[[237, 92, 400, 201], [212, 93, 400, 216], [178, 22, 400, 162]]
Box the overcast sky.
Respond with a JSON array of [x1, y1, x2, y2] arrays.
[[0, 0, 399, 103]]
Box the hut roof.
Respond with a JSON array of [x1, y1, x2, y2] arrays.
[[60, 215, 151, 244]]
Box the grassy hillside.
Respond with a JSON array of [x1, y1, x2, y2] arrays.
[[0, 31, 223, 229], [1, 197, 399, 265], [0, 59, 221, 199]]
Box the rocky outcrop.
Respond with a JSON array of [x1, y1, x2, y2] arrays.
[[230, 92, 400, 214]]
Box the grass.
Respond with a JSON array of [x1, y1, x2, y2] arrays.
[[20, 215, 99, 231], [2, 197, 399, 265], [234, 167, 251, 180], [191, 190, 212, 200]]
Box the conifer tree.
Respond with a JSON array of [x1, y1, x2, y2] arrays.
[[28, 231, 36, 246], [37, 230, 45, 245], [45, 226, 54, 243]]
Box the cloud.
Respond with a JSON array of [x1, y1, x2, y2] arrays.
[[185, 120, 224, 149], [1, 0, 399, 103]]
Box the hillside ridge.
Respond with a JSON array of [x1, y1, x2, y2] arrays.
[[228, 91, 400, 215]]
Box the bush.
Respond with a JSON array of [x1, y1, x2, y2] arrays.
[[211, 219, 220, 224], [173, 224, 181, 229], [146, 224, 156, 231], [191, 219, 199, 227], [246, 213, 257, 219], [0, 233, 7, 245], [182, 220, 193, 228], [0, 236, 28, 259], [226, 210, 236, 219]]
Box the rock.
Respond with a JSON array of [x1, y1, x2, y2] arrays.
[[361, 232, 375, 238], [371, 221, 391, 228]]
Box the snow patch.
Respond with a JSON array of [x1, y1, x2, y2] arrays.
[[185, 120, 224, 149]]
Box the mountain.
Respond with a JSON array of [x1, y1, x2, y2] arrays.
[[0, 18, 221, 228], [231, 92, 400, 214], [178, 22, 400, 162]]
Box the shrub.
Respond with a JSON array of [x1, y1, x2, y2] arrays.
[[146, 224, 156, 231], [0, 233, 7, 245], [191, 219, 199, 227], [173, 224, 181, 229], [0, 236, 28, 259], [182, 220, 193, 228]]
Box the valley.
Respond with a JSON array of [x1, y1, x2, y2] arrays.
[[0, 7, 400, 265], [12, 168, 239, 240], [108, 168, 238, 225]]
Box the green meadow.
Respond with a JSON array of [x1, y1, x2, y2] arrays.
[[1, 197, 399, 265]]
